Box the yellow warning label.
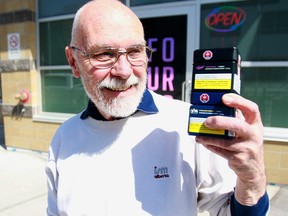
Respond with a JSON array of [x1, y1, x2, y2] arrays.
[[188, 122, 225, 135], [194, 73, 232, 90], [195, 79, 231, 89]]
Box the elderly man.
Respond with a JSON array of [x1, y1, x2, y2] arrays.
[[46, 0, 269, 215]]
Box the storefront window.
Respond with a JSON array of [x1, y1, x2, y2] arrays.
[[200, 0, 288, 61], [200, 0, 288, 129], [39, 17, 87, 113], [241, 67, 288, 128], [39, 19, 73, 66], [41, 70, 87, 113]]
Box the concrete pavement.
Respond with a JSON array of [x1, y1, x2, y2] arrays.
[[269, 185, 288, 215], [0, 147, 47, 216], [0, 146, 287, 216]]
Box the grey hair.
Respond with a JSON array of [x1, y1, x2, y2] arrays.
[[70, 5, 84, 46]]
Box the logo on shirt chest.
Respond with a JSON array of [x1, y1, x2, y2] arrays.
[[154, 166, 169, 179]]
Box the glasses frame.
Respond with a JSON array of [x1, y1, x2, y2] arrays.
[[70, 45, 154, 69]]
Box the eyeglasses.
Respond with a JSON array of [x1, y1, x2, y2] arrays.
[[70, 45, 154, 69]]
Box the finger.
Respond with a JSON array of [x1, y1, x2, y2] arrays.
[[198, 139, 246, 165], [197, 136, 258, 167], [203, 115, 252, 138], [196, 135, 243, 152], [222, 93, 262, 125], [201, 142, 233, 161]]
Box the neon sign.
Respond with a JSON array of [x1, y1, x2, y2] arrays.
[[205, 6, 246, 32]]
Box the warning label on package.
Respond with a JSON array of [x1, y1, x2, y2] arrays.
[[188, 117, 225, 135], [194, 73, 232, 90]]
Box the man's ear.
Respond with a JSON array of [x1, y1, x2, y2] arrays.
[[65, 46, 81, 78]]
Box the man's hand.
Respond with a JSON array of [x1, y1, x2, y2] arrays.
[[195, 93, 266, 206]]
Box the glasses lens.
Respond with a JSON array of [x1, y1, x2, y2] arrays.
[[145, 47, 153, 60], [127, 46, 151, 66], [88, 48, 117, 68]]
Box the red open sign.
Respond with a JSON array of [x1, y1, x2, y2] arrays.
[[205, 6, 246, 32]]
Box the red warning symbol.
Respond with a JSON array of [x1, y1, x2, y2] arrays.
[[203, 50, 213, 60], [200, 93, 210, 103]]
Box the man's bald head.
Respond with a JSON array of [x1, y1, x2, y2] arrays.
[[70, 0, 145, 48]]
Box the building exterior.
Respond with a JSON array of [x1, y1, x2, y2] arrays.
[[0, 0, 287, 184]]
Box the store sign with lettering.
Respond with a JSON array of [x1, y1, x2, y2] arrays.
[[141, 15, 187, 99], [205, 6, 246, 32]]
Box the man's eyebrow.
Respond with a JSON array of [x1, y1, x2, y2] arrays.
[[86, 41, 147, 52], [86, 44, 111, 52], [133, 43, 146, 47]]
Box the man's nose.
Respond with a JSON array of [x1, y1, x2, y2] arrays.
[[110, 55, 133, 79]]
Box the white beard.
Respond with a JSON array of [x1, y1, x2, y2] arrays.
[[81, 72, 147, 119]]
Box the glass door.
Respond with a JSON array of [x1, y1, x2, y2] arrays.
[[133, 2, 197, 101]]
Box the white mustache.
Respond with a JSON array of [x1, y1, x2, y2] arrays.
[[99, 75, 139, 91]]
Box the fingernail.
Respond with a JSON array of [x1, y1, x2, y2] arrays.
[[204, 118, 211, 126], [223, 95, 234, 104]]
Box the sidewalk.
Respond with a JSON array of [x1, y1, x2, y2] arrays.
[[269, 184, 288, 215], [0, 147, 47, 216], [0, 146, 287, 216]]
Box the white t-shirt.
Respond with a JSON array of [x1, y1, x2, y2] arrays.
[[46, 91, 236, 216]]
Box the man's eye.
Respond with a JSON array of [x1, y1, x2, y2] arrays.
[[128, 48, 143, 58], [90, 51, 114, 61]]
